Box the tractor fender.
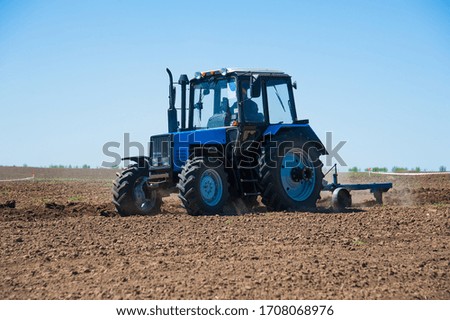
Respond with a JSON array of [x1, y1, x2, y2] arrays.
[[263, 123, 328, 155], [122, 156, 150, 168]]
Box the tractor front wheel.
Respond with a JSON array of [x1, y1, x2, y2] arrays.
[[177, 157, 230, 216], [112, 163, 162, 216]]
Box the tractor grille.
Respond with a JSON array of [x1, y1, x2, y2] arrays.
[[150, 134, 171, 167]]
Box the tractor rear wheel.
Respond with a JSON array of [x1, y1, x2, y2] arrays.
[[112, 163, 162, 216], [259, 134, 324, 211], [177, 157, 230, 216]]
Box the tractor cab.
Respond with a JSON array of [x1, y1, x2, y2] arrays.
[[170, 68, 299, 132]]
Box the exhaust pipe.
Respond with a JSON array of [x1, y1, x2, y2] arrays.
[[166, 68, 178, 133]]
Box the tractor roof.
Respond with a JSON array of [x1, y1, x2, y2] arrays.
[[224, 68, 285, 75], [193, 68, 286, 80]]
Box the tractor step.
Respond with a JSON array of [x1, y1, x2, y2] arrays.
[[238, 168, 260, 198], [244, 192, 260, 196]]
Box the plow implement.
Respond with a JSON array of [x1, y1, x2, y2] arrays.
[[322, 165, 393, 210]]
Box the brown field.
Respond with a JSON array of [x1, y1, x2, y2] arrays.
[[0, 166, 449, 299]]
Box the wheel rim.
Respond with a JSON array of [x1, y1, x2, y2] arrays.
[[200, 169, 223, 207], [133, 177, 157, 211], [280, 148, 316, 201]]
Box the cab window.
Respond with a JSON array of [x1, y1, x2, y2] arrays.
[[193, 78, 237, 129], [239, 79, 264, 123], [266, 78, 293, 124]]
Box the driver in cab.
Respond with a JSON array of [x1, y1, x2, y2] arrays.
[[232, 82, 264, 123]]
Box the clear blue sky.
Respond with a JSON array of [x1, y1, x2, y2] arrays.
[[0, 0, 449, 170]]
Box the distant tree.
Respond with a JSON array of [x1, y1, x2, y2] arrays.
[[413, 167, 421, 172], [348, 166, 360, 172], [82, 164, 90, 169], [439, 165, 447, 172], [23, 164, 28, 167], [392, 166, 408, 173], [364, 167, 387, 172]]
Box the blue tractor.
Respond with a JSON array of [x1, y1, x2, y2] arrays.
[[112, 68, 328, 216]]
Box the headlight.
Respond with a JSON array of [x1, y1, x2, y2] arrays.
[[161, 157, 170, 166]]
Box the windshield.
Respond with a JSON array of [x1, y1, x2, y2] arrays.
[[193, 78, 237, 129], [266, 78, 293, 124]]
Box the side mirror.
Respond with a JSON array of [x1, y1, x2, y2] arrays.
[[292, 81, 297, 90], [250, 75, 261, 98]]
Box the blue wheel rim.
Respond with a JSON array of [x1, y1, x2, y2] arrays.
[[280, 149, 316, 201], [200, 169, 223, 206], [134, 177, 157, 210]]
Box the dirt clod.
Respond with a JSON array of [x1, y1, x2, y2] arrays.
[[44, 202, 65, 210], [0, 200, 16, 208]]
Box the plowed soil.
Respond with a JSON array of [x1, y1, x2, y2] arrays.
[[1, 167, 449, 299]]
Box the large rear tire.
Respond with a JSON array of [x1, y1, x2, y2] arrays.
[[259, 134, 324, 211], [177, 157, 230, 216], [112, 163, 162, 216]]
